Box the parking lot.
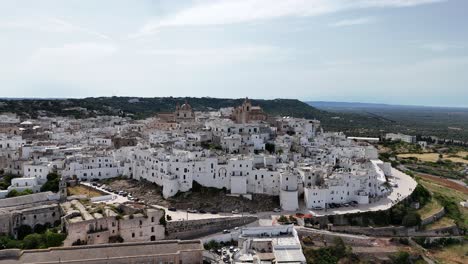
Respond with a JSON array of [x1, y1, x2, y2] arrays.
[[308, 168, 417, 216], [81, 182, 129, 204]]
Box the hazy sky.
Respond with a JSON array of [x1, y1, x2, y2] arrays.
[[1, 0, 467, 107]]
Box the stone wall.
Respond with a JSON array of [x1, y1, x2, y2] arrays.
[[421, 207, 445, 226], [166, 216, 257, 240], [0, 249, 21, 260], [330, 224, 460, 237], [1, 240, 204, 264]]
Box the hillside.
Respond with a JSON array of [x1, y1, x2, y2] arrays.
[[308, 101, 468, 143], [0, 97, 388, 135]]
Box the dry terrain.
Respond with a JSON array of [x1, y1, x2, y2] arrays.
[[430, 244, 468, 264], [398, 152, 468, 164], [105, 179, 279, 212], [417, 173, 468, 195], [417, 198, 442, 219], [67, 185, 104, 198]]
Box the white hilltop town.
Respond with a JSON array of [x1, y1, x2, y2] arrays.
[[0, 98, 421, 264]]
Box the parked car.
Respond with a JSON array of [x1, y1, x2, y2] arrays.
[[273, 208, 281, 212], [223, 229, 231, 234], [168, 207, 177, 212], [199, 209, 207, 214], [187, 208, 198, 213], [231, 209, 239, 214], [210, 210, 218, 214]]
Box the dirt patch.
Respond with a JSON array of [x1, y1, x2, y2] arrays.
[[104, 179, 279, 212], [416, 173, 468, 195], [68, 185, 104, 198]]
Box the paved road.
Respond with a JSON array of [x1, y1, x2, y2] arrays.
[[307, 167, 417, 216], [82, 166, 417, 219]]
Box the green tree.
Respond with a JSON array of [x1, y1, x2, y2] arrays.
[[40, 173, 60, 192], [44, 230, 66, 248], [7, 189, 33, 198], [402, 211, 421, 227], [0, 174, 21, 190], [390, 251, 411, 264], [265, 143, 275, 154], [22, 233, 44, 249]]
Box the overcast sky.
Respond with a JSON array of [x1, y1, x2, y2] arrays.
[[0, 0, 467, 107]]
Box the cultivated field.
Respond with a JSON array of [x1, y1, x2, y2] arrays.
[[397, 152, 468, 164]]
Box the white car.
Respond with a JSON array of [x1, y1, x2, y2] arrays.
[[273, 208, 281, 212]]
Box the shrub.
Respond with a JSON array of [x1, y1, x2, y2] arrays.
[[7, 189, 33, 198], [44, 230, 66, 248], [402, 211, 422, 227], [390, 251, 411, 264], [22, 233, 44, 249], [159, 215, 167, 226], [278, 215, 288, 223], [40, 173, 60, 192]]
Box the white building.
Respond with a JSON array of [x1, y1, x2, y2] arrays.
[[235, 225, 306, 264]]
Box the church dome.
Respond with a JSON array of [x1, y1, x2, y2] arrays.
[[180, 102, 192, 111]]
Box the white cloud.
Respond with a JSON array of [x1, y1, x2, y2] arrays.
[[27, 42, 118, 70], [134, 0, 446, 37], [0, 17, 110, 39], [421, 42, 463, 52], [141, 45, 278, 65], [330, 17, 375, 27], [357, 0, 445, 8]]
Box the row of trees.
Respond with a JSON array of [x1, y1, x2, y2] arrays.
[[1, 223, 65, 250]]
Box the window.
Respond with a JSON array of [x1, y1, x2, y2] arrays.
[[132, 233, 135, 238]]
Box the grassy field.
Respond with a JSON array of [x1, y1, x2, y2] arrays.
[[430, 243, 468, 264], [417, 177, 468, 228], [425, 216, 456, 230], [417, 177, 468, 263], [67, 185, 103, 198], [398, 152, 468, 164], [417, 198, 443, 219]]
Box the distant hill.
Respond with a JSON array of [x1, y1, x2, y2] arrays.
[[308, 101, 468, 111], [0, 97, 326, 119], [0, 97, 389, 135], [3, 97, 466, 142], [308, 101, 468, 143]]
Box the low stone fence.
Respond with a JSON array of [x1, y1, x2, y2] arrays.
[[166, 216, 257, 240], [296, 227, 373, 247], [330, 225, 413, 237], [0, 249, 21, 260], [421, 208, 445, 226], [330, 224, 460, 237], [90, 195, 114, 203]]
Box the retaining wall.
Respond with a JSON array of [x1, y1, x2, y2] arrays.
[[166, 216, 257, 240]]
